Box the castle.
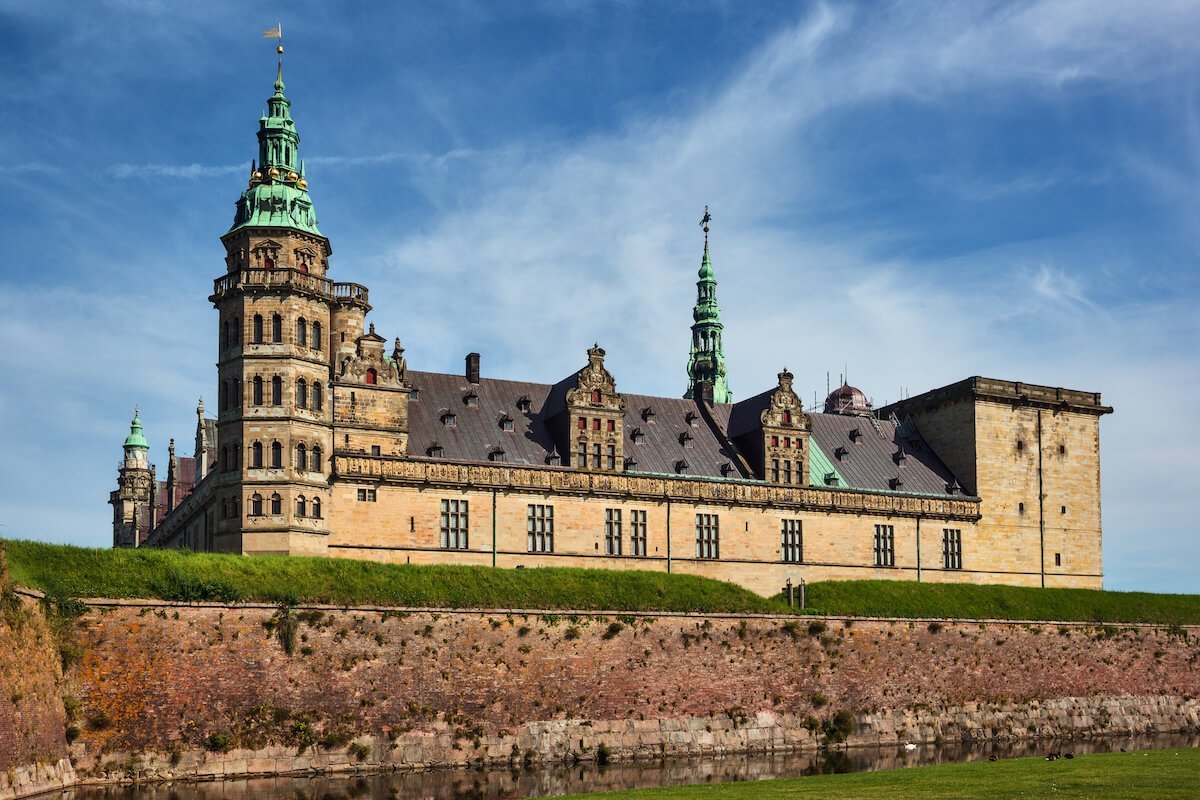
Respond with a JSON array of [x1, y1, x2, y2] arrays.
[[111, 65, 1112, 595]]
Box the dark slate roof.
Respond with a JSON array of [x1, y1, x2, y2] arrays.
[[404, 369, 964, 494], [621, 394, 744, 478], [809, 413, 961, 496], [407, 371, 561, 466], [727, 389, 772, 438]]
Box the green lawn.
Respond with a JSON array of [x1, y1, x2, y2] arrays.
[[0, 539, 791, 613], [5, 539, 1199, 623], [803, 579, 1200, 625], [559, 749, 1200, 800]]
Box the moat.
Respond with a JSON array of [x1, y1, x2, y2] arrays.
[[57, 733, 1200, 800]]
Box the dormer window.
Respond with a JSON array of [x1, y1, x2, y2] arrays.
[[835, 446, 848, 460], [849, 428, 861, 442], [516, 395, 531, 413], [641, 407, 655, 422], [675, 459, 689, 474], [824, 472, 839, 486], [440, 411, 456, 427], [679, 431, 693, 447], [464, 392, 478, 408], [720, 462, 734, 477], [890, 476, 904, 489], [630, 427, 645, 444], [499, 414, 514, 432], [427, 442, 444, 458], [946, 480, 961, 495], [624, 457, 638, 470], [546, 450, 562, 466], [410, 388, 421, 402], [488, 447, 506, 462], [685, 411, 699, 427]]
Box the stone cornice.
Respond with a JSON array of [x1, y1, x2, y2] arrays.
[[879, 376, 1113, 418], [332, 455, 982, 521]]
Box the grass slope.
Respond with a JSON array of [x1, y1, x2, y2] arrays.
[[558, 749, 1200, 800], [1, 539, 790, 613], [804, 580, 1200, 625]]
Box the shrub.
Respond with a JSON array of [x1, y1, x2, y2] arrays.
[[810, 693, 829, 709], [808, 620, 828, 637], [349, 742, 371, 761], [927, 622, 944, 634], [564, 626, 581, 640], [86, 712, 112, 731], [596, 742, 611, 765], [204, 732, 234, 753], [823, 710, 856, 743], [602, 622, 624, 640]]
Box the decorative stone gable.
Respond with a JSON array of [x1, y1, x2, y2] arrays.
[[566, 345, 626, 471], [337, 324, 407, 388], [761, 368, 810, 486]]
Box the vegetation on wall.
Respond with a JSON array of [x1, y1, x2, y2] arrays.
[[4, 540, 1199, 623], [1, 540, 792, 614]]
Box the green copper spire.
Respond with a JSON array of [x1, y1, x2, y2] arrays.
[[123, 408, 149, 450], [228, 60, 322, 236], [685, 207, 732, 404]]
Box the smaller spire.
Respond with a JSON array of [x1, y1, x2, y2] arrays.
[[123, 407, 149, 450]]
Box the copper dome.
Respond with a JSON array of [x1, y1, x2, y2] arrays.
[[824, 382, 872, 416]]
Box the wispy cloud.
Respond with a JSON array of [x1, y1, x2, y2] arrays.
[[105, 162, 244, 179]]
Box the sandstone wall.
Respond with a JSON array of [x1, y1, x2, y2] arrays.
[[62, 601, 1199, 783], [0, 554, 73, 800]]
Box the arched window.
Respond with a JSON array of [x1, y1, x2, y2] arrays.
[[232, 378, 240, 408], [253, 314, 263, 344], [296, 496, 307, 518], [232, 441, 240, 469], [271, 376, 282, 406], [221, 446, 229, 472], [253, 376, 263, 406], [271, 314, 282, 343], [297, 378, 307, 409], [252, 441, 263, 468], [271, 441, 282, 469], [313, 382, 323, 411], [233, 317, 240, 345], [270, 493, 282, 515], [591, 389, 602, 403], [297, 318, 307, 347], [221, 321, 229, 350], [311, 446, 322, 473], [220, 380, 228, 412], [365, 368, 377, 385], [312, 497, 322, 519], [251, 493, 263, 516], [297, 443, 307, 470], [312, 321, 322, 350]]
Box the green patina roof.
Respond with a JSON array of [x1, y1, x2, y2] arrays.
[[228, 63, 322, 237], [685, 239, 732, 404], [808, 439, 845, 488], [123, 411, 149, 450]]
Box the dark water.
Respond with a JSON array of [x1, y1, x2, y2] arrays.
[[63, 733, 1200, 800]]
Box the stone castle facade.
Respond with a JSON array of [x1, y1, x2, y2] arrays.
[[112, 67, 1112, 595]]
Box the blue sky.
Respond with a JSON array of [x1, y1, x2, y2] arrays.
[[0, 1, 1197, 593]]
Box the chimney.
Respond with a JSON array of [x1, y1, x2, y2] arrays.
[[466, 352, 480, 384]]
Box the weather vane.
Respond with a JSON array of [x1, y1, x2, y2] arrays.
[[263, 22, 283, 64], [700, 205, 712, 243]]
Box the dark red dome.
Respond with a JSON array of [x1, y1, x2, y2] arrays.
[[824, 382, 872, 415]]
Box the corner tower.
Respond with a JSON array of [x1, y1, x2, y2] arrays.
[[685, 208, 732, 404], [208, 61, 369, 555], [110, 409, 154, 548]]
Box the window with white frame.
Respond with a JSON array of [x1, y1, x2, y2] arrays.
[[696, 514, 719, 559], [604, 508, 622, 555], [527, 504, 554, 552], [440, 499, 468, 549], [630, 510, 647, 556], [873, 524, 895, 567], [781, 519, 803, 563]]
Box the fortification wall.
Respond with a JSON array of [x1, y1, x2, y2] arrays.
[[58, 601, 1199, 784], [0, 555, 73, 800]]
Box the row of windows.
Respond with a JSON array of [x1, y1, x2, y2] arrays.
[[578, 416, 616, 431], [873, 525, 965, 570], [221, 494, 323, 521], [769, 435, 803, 449], [245, 314, 324, 350], [770, 459, 804, 484], [244, 376, 324, 410], [577, 442, 618, 470], [245, 441, 323, 472]]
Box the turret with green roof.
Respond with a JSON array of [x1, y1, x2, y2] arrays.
[[685, 208, 732, 404], [228, 63, 321, 237]]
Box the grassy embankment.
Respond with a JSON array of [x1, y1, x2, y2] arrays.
[[558, 749, 1200, 800], [5, 539, 1200, 623]]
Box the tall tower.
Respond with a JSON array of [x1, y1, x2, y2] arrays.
[[111, 409, 154, 548], [207, 59, 366, 555], [685, 208, 732, 404]]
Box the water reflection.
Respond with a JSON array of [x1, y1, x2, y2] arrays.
[[65, 732, 1200, 800]]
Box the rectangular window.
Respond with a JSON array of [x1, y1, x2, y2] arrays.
[[593, 419, 601, 431], [630, 510, 647, 556], [604, 508, 622, 555], [371, 445, 381, 456], [1055, 552, 1062, 567], [942, 528, 962, 570], [578, 417, 586, 429], [606, 444, 616, 470], [357, 488, 377, 502], [440, 499, 469, 549], [873, 524, 895, 567], [527, 504, 554, 553], [781, 519, 803, 563], [771, 459, 780, 482], [783, 460, 792, 484], [591, 443, 601, 469], [577, 442, 586, 467], [696, 514, 720, 559]]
